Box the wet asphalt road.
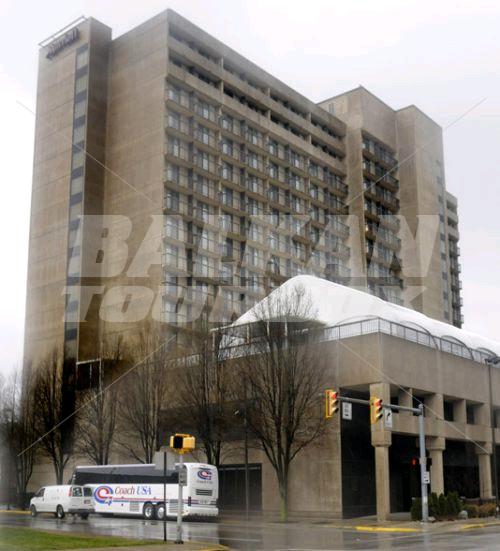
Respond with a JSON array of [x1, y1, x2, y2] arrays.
[[2, 512, 500, 549]]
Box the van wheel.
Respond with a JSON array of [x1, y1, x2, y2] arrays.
[[30, 505, 37, 517], [143, 502, 155, 520], [80, 513, 89, 520], [155, 502, 166, 520], [56, 505, 65, 519]]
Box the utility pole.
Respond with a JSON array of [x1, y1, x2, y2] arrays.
[[243, 384, 250, 521], [169, 433, 195, 545], [163, 449, 167, 543], [176, 453, 184, 544]]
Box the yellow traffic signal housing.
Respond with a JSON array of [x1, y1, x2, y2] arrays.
[[169, 433, 196, 453], [325, 389, 339, 419], [370, 396, 384, 424]]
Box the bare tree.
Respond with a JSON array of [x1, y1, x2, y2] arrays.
[[240, 284, 327, 521], [33, 349, 71, 484], [175, 319, 234, 468], [117, 323, 172, 463], [0, 367, 38, 507], [74, 336, 123, 465]]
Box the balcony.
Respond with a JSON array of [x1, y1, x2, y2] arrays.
[[326, 263, 351, 279], [365, 224, 401, 250], [364, 182, 400, 211], [246, 178, 266, 198], [325, 175, 348, 196]]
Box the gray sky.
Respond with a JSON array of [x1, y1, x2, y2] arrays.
[[0, 0, 499, 374]]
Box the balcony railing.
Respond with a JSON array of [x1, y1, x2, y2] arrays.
[[219, 317, 491, 365]]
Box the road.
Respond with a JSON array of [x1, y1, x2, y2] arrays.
[[2, 512, 500, 549]]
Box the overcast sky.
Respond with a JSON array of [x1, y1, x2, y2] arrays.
[[0, 0, 499, 375]]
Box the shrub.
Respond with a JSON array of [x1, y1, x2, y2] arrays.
[[411, 498, 422, 521], [438, 493, 449, 517], [478, 503, 496, 518], [447, 491, 463, 516], [464, 504, 479, 518], [428, 493, 439, 518]]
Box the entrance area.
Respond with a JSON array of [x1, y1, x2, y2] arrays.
[[390, 434, 421, 512], [218, 463, 262, 512]]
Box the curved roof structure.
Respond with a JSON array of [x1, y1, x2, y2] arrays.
[[232, 275, 500, 357]]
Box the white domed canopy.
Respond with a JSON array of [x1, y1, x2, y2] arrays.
[[231, 275, 500, 358]]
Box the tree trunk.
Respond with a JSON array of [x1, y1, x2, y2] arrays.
[[55, 461, 64, 485], [279, 477, 289, 522]]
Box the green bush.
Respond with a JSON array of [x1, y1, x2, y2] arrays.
[[438, 493, 448, 517], [414, 492, 464, 520], [428, 493, 439, 518], [447, 491, 463, 516], [411, 498, 422, 521]]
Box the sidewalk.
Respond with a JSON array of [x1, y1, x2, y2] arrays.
[[220, 511, 500, 534], [78, 545, 227, 551]]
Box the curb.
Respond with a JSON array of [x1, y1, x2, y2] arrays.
[[0, 510, 30, 515], [460, 520, 500, 531]]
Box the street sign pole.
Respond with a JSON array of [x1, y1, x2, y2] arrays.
[[175, 453, 184, 544], [163, 450, 167, 543]]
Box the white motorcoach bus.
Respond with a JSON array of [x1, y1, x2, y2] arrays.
[[71, 463, 218, 520]]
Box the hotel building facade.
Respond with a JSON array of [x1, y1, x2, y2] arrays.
[[22, 10, 486, 520]]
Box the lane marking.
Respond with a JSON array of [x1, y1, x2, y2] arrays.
[[355, 525, 420, 533]]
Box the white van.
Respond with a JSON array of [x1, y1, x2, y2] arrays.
[[30, 485, 94, 519]]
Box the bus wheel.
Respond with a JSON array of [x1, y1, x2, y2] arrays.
[[30, 505, 37, 517], [56, 505, 65, 519], [143, 502, 155, 520], [155, 502, 166, 520]]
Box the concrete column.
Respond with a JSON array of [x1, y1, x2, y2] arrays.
[[374, 444, 391, 521], [370, 382, 392, 520], [495, 410, 500, 429], [425, 394, 444, 437], [398, 387, 413, 416], [453, 399, 467, 424], [427, 437, 446, 496], [426, 393, 444, 419], [477, 446, 494, 500]]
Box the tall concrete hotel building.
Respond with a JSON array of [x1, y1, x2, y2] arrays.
[[24, 10, 489, 520], [26, 9, 463, 368]]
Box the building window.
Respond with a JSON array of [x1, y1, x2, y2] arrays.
[[74, 98, 86, 119], [72, 125, 85, 145], [75, 74, 88, 94], [166, 191, 180, 210], [168, 110, 181, 130], [443, 400, 454, 422], [165, 217, 180, 239], [76, 48, 89, 70], [466, 404, 475, 424]]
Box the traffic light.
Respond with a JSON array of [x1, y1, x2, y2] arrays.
[[325, 389, 339, 419], [370, 396, 383, 424], [169, 433, 196, 454]]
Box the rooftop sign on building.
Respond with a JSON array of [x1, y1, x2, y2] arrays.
[[46, 27, 79, 59]]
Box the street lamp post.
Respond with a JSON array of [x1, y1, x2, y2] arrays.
[[485, 355, 499, 518]]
